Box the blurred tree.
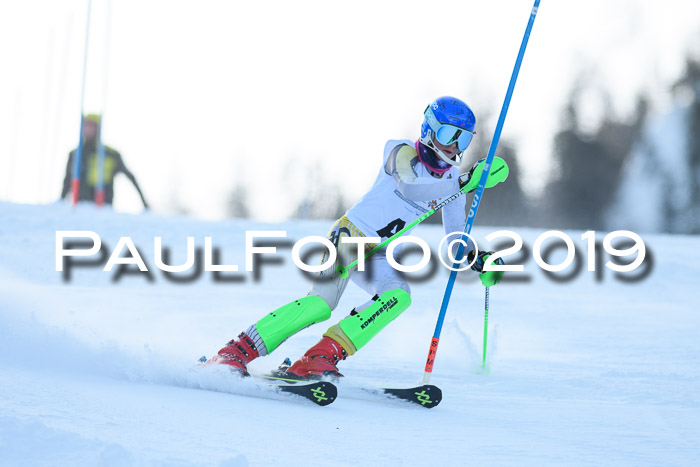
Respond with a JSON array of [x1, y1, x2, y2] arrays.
[[605, 54, 700, 234], [165, 173, 191, 216], [673, 56, 700, 233], [226, 183, 250, 219], [294, 165, 347, 220], [544, 80, 647, 230]]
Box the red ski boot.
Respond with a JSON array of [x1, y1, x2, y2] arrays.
[[286, 336, 347, 379], [207, 332, 260, 375]]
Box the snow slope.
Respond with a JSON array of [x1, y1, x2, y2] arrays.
[[1, 201, 699, 466]]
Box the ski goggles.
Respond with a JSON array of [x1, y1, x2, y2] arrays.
[[424, 107, 475, 152]]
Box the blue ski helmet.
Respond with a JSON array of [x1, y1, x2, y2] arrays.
[[420, 96, 476, 171]]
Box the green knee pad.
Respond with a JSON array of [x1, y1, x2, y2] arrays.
[[255, 296, 331, 353], [338, 289, 411, 351]]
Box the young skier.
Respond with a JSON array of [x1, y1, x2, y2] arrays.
[[207, 96, 503, 379]]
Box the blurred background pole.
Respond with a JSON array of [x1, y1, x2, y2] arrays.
[[71, 0, 93, 206], [96, 0, 112, 207]]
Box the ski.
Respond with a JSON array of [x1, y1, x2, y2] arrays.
[[382, 384, 442, 408], [273, 380, 337, 406], [196, 356, 337, 407], [267, 358, 441, 408]]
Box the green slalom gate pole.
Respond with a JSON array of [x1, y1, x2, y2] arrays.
[[423, 0, 541, 384], [482, 287, 490, 369], [336, 157, 509, 279]]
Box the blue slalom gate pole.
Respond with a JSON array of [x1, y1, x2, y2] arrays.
[[71, 0, 93, 205], [422, 0, 541, 384]]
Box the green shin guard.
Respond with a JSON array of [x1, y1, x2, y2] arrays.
[[338, 289, 411, 351], [254, 296, 332, 354]]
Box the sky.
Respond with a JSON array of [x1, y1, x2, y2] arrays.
[[2, 0, 700, 221]]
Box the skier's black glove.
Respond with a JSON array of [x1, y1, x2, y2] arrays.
[[467, 250, 505, 287], [459, 159, 486, 192]]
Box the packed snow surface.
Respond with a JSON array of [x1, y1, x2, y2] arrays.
[[1, 202, 699, 466]]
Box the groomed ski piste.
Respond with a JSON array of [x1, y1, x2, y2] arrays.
[[1, 201, 698, 466]]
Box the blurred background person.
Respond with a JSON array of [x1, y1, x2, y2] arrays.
[[60, 114, 148, 208]]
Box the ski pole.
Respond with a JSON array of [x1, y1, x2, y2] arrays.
[[96, 0, 112, 207], [336, 156, 509, 278], [71, 0, 93, 206], [482, 287, 489, 368], [423, 0, 541, 384]]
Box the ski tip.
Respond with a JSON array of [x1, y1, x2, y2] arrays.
[[384, 384, 442, 409], [309, 381, 337, 407], [413, 384, 442, 408], [279, 380, 337, 406]]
